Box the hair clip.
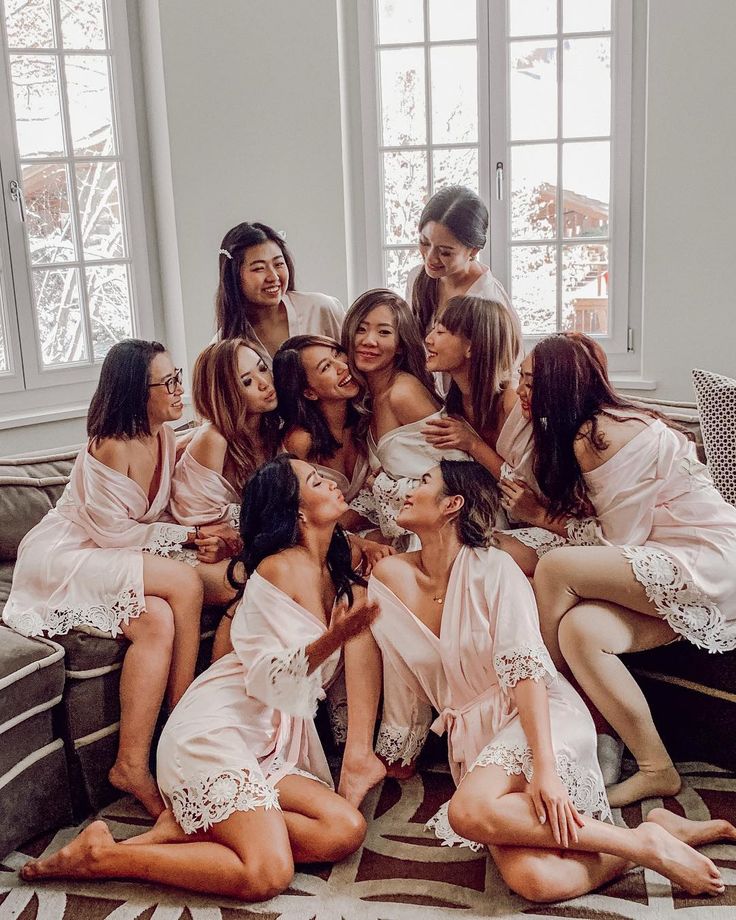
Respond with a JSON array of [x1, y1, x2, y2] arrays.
[[219, 248, 233, 260]]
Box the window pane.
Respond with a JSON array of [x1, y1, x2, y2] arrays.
[[383, 150, 427, 244], [563, 37, 611, 138], [377, 0, 423, 44], [430, 45, 477, 144], [385, 249, 418, 296], [562, 142, 609, 237], [379, 48, 426, 146], [432, 147, 479, 194], [33, 267, 88, 365], [564, 0, 611, 33], [511, 144, 557, 240], [563, 243, 609, 333], [511, 245, 556, 334], [429, 0, 476, 41], [10, 54, 65, 157], [22, 163, 76, 264], [65, 54, 116, 155], [509, 42, 557, 141], [509, 0, 556, 37], [4, 0, 54, 48], [76, 161, 125, 259], [0, 286, 9, 372], [60, 0, 107, 50], [87, 264, 133, 360]]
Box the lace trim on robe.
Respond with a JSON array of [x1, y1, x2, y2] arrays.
[[425, 801, 484, 852], [4, 586, 141, 639], [141, 522, 191, 558], [268, 754, 331, 788], [470, 745, 611, 822], [375, 722, 430, 766], [504, 526, 567, 558], [493, 644, 556, 690], [565, 517, 604, 546], [327, 697, 348, 745], [622, 546, 736, 653], [170, 768, 280, 834], [263, 646, 325, 718], [227, 502, 241, 529], [350, 473, 415, 539]]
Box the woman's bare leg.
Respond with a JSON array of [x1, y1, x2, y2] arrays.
[[110, 596, 174, 816], [337, 630, 386, 807], [21, 809, 294, 901], [448, 765, 725, 901], [142, 555, 203, 706], [277, 774, 366, 861], [559, 601, 681, 806], [197, 559, 237, 607], [493, 532, 543, 577]]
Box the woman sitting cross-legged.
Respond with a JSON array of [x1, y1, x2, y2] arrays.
[[170, 338, 281, 658], [22, 455, 378, 902], [365, 460, 732, 903], [2, 339, 203, 816]]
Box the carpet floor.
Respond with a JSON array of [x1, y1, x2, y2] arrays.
[[2, 760, 736, 920]]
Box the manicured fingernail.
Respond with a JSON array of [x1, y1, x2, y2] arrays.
[[539, 814, 546, 824]]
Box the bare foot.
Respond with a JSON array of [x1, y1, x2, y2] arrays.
[[646, 807, 736, 848], [635, 823, 725, 896], [607, 765, 681, 808], [120, 808, 190, 846], [108, 761, 165, 818], [21, 821, 115, 881], [338, 750, 386, 808]]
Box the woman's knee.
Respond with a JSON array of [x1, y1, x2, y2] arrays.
[[447, 791, 495, 843], [318, 799, 367, 859], [127, 597, 175, 645], [233, 850, 294, 902], [534, 546, 579, 592], [500, 856, 578, 904]]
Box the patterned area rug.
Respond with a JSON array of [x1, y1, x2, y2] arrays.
[[2, 760, 736, 920]]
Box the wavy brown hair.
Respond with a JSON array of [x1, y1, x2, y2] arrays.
[[191, 339, 280, 493], [439, 459, 499, 547], [341, 289, 438, 439], [440, 296, 520, 436]]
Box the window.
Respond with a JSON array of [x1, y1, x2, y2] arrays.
[[0, 0, 153, 415], [358, 0, 637, 362]]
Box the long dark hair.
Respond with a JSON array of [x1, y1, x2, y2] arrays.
[[227, 455, 365, 603], [441, 296, 520, 436], [215, 222, 296, 340], [342, 289, 438, 440], [530, 334, 674, 516], [412, 186, 488, 334], [273, 335, 360, 462], [439, 459, 499, 547], [87, 339, 166, 441]]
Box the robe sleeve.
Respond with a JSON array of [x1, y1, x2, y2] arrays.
[[320, 295, 346, 341], [487, 551, 557, 691]]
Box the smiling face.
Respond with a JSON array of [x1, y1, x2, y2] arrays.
[[301, 344, 359, 402], [352, 303, 398, 374], [239, 240, 289, 308], [146, 351, 184, 426], [516, 353, 534, 419], [397, 465, 462, 532], [237, 345, 278, 414], [424, 319, 471, 374], [418, 220, 478, 281], [291, 458, 348, 525]]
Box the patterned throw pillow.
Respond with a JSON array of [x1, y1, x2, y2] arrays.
[[692, 368, 736, 505]]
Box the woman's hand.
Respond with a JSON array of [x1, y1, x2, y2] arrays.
[[350, 535, 395, 575], [528, 765, 585, 848], [330, 596, 381, 644], [498, 478, 547, 525], [195, 533, 230, 564], [422, 416, 478, 454], [198, 522, 243, 556], [364, 467, 383, 490]]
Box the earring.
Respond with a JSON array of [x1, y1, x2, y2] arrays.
[[540, 417, 548, 430], [298, 511, 306, 522]]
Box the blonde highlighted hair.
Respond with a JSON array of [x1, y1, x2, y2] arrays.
[[191, 339, 280, 493]]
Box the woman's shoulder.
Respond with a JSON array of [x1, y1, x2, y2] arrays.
[[371, 551, 418, 594], [282, 426, 313, 459], [256, 548, 311, 597], [574, 410, 651, 471], [88, 437, 130, 475], [388, 373, 438, 421], [288, 290, 344, 313], [187, 424, 228, 472]]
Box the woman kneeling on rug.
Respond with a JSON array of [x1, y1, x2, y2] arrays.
[[22, 456, 377, 900], [366, 460, 730, 902]]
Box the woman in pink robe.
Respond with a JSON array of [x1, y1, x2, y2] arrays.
[[21, 456, 377, 900], [501, 334, 736, 807], [3, 340, 203, 816], [367, 459, 730, 903]]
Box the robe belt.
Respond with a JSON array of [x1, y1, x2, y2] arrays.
[[431, 687, 499, 767]]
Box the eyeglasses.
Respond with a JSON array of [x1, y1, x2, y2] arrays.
[[148, 368, 183, 394]]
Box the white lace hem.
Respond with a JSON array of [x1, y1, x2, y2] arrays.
[[4, 586, 142, 639], [494, 644, 557, 690], [350, 474, 416, 540], [261, 646, 325, 718], [504, 527, 567, 558], [375, 721, 430, 766], [470, 745, 611, 823], [227, 502, 241, 529], [425, 802, 484, 852], [565, 517, 604, 546], [327, 697, 348, 745], [622, 546, 736, 653], [170, 768, 280, 834], [141, 522, 191, 558]]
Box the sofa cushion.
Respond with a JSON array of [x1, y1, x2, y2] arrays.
[[0, 625, 65, 728], [0, 561, 12, 616], [693, 368, 736, 505], [0, 451, 78, 563]]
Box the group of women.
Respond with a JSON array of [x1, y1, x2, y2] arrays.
[[8, 186, 736, 904]]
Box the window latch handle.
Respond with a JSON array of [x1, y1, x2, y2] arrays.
[[495, 161, 504, 201], [9, 179, 25, 222]]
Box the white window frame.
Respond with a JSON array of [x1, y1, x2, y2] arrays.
[[0, 0, 154, 423], [357, 0, 644, 375]]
